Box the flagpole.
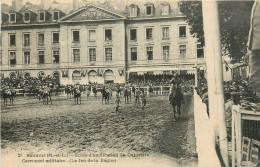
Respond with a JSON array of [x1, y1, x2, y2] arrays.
[[202, 1, 229, 167]]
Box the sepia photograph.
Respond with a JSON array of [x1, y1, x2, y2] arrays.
[[1, 0, 260, 166]]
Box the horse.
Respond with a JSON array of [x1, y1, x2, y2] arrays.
[[65, 86, 73, 98], [42, 88, 52, 105], [169, 85, 184, 120], [2, 89, 15, 105], [102, 88, 110, 104], [73, 88, 81, 104]]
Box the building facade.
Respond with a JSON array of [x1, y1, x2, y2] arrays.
[[1, 0, 206, 85]]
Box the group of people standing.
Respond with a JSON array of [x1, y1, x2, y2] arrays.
[[102, 85, 148, 113]]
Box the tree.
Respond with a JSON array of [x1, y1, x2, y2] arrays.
[[179, 1, 254, 62]]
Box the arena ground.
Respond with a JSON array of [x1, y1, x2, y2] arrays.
[[1, 93, 197, 167]]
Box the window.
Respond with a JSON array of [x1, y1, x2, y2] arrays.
[[146, 6, 152, 15], [179, 26, 186, 38], [146, 28, 152, 40], [24, 12, 30, 22], [73, 31, 80, 43], [24, 34, 30, 46], [10, 13, 16, 22], [163, 46, 169, 60], [38, 33, 44, 45], [39, 12, 45, 21], [130, 29, 137, 41], [130, 6, 137, 17], [179, 45, 186, 58], [105, 29, 112, 41], [53, 50, 59, 64], [10, 52, 16, 65], [162, 27, 169, 39], [9, 34, 16, 46], [131, 47, 137, 61], [89, 30, 96, 42], [162, 5, 169, 16], [89, 48, 96, 62], [146, 47, 153, 60], [24, 51, 30, 64], [105, 48, 112, 61], [53, 33, 59, 43], [53, 11, 59, 20], [73, 49, 80, 62], [38, 51, 45, 64], [197, 44, 204, 58]]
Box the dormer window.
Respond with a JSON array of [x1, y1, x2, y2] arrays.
[[53, 11, 59, 20], [10, 13, 16, 23], [39, 12, 45, 21], [129, 5, 138, 17], [144, 3, 154, 16], [24, 12, 30, 22], [146, 6, 152, 16], [161, 3, 170, 16]]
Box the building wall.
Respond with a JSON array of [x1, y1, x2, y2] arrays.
[[126, 18, 203, 73], [1, 21, 127, 84], [1, 3, 207, 85], [1, 25, 60, 72]]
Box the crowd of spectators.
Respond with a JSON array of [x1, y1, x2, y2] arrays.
[[1, 72, 196, 96], [195, 77, 260, 141], [128, 73, 195, 86]]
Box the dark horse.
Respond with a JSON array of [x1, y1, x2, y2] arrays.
[[2, 89, 15, 105], [102, 88, 110, 104], [74, 88, 81, 104], [65, 86, 74, 98], [169, 85, 184, 120]]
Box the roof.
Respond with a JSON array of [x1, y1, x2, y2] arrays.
[[1, 0, 183, 25]]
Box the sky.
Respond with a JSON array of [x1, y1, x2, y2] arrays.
[[1, 0, 106, 6]]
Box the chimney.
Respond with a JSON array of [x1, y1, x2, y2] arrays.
[[41, 0, 52, 10], [73, 0, 79, 11], [12, 0, 23, 12]]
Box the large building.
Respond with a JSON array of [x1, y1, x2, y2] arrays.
[[1, 0, 206, 85]]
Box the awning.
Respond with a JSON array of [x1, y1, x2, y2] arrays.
[[127, 67, 196, 73]]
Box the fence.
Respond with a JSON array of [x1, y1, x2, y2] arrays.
[[193, 89, 222, 167]]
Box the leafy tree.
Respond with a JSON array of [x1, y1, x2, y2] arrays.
[[179, 1, 254, 62]]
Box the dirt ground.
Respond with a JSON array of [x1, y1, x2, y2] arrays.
[[1, 93, 197, 167]]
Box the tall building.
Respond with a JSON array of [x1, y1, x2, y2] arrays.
[[1, 0, 206, 85]]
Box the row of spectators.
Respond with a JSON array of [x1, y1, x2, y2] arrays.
[[1, 74, 196, 95]]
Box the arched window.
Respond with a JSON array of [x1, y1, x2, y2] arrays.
[[104, 69, 114, 84], [10, 72, 16, 79], [88, 70, 98, 83], [38, 71, 45, 78], [72, 70, 81, 80], [24, 72, 30, 79]]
